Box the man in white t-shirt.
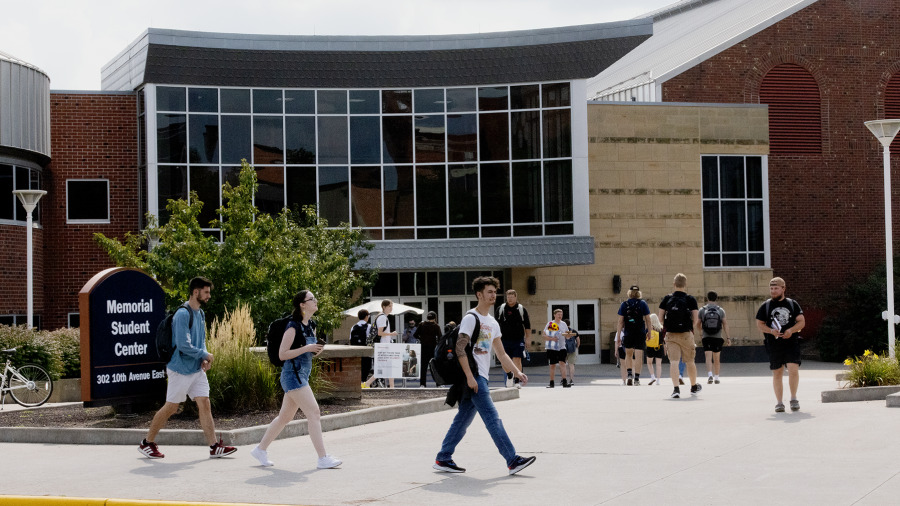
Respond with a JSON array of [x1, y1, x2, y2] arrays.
[[365, 299, 399, 389], [433, 276, 536, 476]]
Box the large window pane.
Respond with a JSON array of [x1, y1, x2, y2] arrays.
[[447, 114, 477, 162], [221, 116, 252, 164], [480, 163, 510, 224], [350, 116, 381, 164], [382, 116, 413, 164], [702, 156, 718, 198], [318, 116, 348, 164], [479, 113, 509, 161], [384, 166, 414, 227], [372, 272, 399, 297], [66, 180, 109, 222], [721, 201, 747, 252], [722, 254, 748, 267], [415, 115, 446, 163], [221, 89, 250, 113], [382, 90, 412, 113], [157, 114, 187, 163], [188, 88, 217, 112], [256, 167, 284, 216], [416, 165, 446, 226], [188, 115, 219, 164], [253, 116, 284, 165], [511, 110, 540, 160], [510, 85, 540, 109], [286, 167, 317, 214], [319, 166, 349, 225], [285, 116, 316, 164], [703, 201, 720, 252], [479, 87, 508, 111], [190, 167, 219, 227], [253, 89, 283, 114], [157, 166, 187, 224], [285, 90, 315, 114], [448, 164, 478, 225], [542, 82, 570, 107], [544, 160, 573, 222], [415, 89, 444, 113], [0, 165, 13, 220], [419, 228, 447, 239], [14, 167, 28, 221], [720, 156, 745, 198], [440, 272, 465, 295], [351, 167, 382, 227], [748, 201, 765, 251], [156, 86, 185, 111], [705, 254, 722, 267], [746, 156, 763, 199], [318, 90, 347, 114], [349, 90, 379, 114], [512, 161, 541, 223], [542, 109, 571, 158], [446, 88, 476, 112]]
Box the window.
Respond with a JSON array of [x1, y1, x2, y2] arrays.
[[0, 315, 42, 330], [67, 180, 110, 223], [760, 64, 821, 154], [701, 155, 768, 267], [68, 313, 80, 328]]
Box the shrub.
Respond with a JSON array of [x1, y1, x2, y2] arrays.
[[49, 328, 81, 379], [842, 349, 900, 387], [0, 325, 64, 380]]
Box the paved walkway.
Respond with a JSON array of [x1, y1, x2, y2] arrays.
[[4, 361, 900, 505]]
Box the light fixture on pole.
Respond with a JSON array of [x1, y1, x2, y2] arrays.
[[11, 189, 47, 329], [864, 119, 900, 358]]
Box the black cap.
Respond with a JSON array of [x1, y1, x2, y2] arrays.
[[630, 285, 640, 291]]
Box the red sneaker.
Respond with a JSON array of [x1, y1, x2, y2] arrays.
[[209, 438, 237, 458], [138, 439, 164, 459]]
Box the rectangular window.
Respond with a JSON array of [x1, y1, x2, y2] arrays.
[[253, 116, 284, 165], [157, 166, 187, 224], [190, 167, 220, 227], [350, 116, 381, 164], [285, 90, 315, 114], [157, 114, 187, 163], [351, 166, 382, 227], [67, 179, 110, 223], [415, 165, 446, 227], [415, 115, 445, 163], [512, 161, 541, 223], [383, 165, 414, 227], [542, 109, 571, 158], [0, 165, 12, 220], [188, 88, 218, 113], [221, 116, 252, 164], [349, 90, 379, 114], [382, 90, 412, 114], [702, 155, 768, 267], [157, 86, 186, 111], [286, 167, 317, 215], [256, 167, 285, 216], [447, 114, 477, 162], [188, 115, 219, 164], [221, 89, 251, 113], [480, 163, 510, 224], [448, 164, 478, 225], [285, 116, 316, 164], [479, 113, 509, 161], [414, 89, 444, 114], [544, 160, 573, 222], [319, 166, 349, 225], [318, 117, 348, 164], [253, 89, 283, 114], [511, 110, 540, 160], [68, 313, 80, 328], [382, 116, 413, 164]]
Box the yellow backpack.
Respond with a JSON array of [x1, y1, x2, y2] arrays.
[[646, 329, 660, 348]]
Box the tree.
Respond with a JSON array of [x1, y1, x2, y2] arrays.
[[95, 161, 377, 338]]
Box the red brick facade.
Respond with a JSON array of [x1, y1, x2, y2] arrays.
[[41, 93, 140, 330], [0, 224, 44, 319], [662, 0, 900, 329]]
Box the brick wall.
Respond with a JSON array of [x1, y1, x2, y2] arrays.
[[42, 93, 140, 330], [0, 224, 44, 319], [662, 0, 900, 325]]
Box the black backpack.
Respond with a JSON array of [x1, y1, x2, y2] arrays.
[[366, 313, 381, 346], [350, 322, 368, 346], [623, 300, 645, 333], [663, 294, 694, 333], [155, 303, 194, 363], [701, 305, 722, 334], [265, 315, 315, 367], [429, 311, 481, 387]]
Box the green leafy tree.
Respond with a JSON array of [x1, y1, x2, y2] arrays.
[[95, 161, 377, 338]]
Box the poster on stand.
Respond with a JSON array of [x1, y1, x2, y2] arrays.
[[373, 343, 422, 379]]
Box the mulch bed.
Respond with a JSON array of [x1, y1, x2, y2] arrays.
[[0, 390, 445, 430]]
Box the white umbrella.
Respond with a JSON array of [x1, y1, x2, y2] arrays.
[[342, 300, 425, 317]]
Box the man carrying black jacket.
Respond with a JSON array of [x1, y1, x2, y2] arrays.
[[414, 311, 442, 387]]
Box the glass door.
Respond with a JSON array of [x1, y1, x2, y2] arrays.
[[440, 297, 469, 329], [397, 297, 426, 342]]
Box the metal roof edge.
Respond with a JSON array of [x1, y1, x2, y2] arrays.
[[51, 89, 136, 95], [0, 50, 49, 79], [588, 100, 767, 108]]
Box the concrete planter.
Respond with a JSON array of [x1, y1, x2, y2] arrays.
[[821, 385, 900, 403], [48, 378, 81, 403]]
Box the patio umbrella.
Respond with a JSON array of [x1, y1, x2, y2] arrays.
[[342, 300, 425, 316]]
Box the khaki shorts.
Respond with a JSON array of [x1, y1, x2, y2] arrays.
[[665, 332, 696, 362], [165, 369, 210, 403]]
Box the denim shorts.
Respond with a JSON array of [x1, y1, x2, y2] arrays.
[[281, 357, 311, 392]]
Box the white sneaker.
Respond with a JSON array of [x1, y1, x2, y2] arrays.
[[505, 375, 514, 388], [515, 382, 521, 389], [317, 454, 342, 469], [250, 445, 273, 467]]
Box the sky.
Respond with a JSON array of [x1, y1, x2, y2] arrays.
[[0, 0, 675, 90]]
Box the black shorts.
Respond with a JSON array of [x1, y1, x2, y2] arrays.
[[547, 349, 567, 364], [502, 339, 526, 358], [702, 337, 725, 353], [617, 346, 626, 360], [765, 336, 802, 370], [622, 333, 647, 350], [645, 346, 666, 359]]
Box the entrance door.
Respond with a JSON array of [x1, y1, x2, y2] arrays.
[[440, 297, 470, 329], [547, 300, 600, 365], [397, 297, 426, 342]]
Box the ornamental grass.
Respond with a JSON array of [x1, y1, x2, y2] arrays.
[[843, 348, 900, 388]]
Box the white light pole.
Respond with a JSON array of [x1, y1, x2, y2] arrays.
[[865, 120, 900, 358], [11, 189, 47, 329]]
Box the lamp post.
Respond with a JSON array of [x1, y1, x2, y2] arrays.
[[11, 189, 47, 329], [864, 120, 900, 358]]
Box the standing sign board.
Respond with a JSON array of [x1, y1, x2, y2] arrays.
[[79, 268, 167, 406], [373, 343, 422, 379]]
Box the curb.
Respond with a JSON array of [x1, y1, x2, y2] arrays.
[[0, 387, 519, 445], [835, 372, 849, 381], [821, 385, 900, 403], [886, 392, 900, 407], [0, 497, 296, 505]]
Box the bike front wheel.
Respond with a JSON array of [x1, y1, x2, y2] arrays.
[[9, 364, 53, 407]]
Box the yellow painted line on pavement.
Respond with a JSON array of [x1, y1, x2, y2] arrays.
[[0, 497, 301, 506]]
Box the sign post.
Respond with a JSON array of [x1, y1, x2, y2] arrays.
[[79, 267, 167, 406]]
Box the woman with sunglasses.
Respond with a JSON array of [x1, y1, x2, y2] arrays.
[[250, 290, 342, 469]]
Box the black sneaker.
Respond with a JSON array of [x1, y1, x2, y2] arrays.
[[562, 379, 570, 388], [546, 380, 555, 388], [433, 460, 466, 473], [508, 455, 537, 475], [690, 383, 702, 396], [671, 389, 680, 399]]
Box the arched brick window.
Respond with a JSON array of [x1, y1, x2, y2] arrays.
[[760, 63, 821, 154], [886, 73, 900, 147]]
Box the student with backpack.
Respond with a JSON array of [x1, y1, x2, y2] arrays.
[[755, 277, 805, 413], [698, 291, 732, 384], [616, 285, 652, 385], [657, 273, 701, 399], [350, 309, 372, 383], [364, 299, 399, 388], [543, 309, 570, 388], [139, 277, 237, 460], [497, 290, 531, 388], [250, 290, 342, 469], [433, 276, 536, 476], [562, 319, 580, 386]]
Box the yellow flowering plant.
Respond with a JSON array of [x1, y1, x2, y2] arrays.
[[843, 345, 900, 388]]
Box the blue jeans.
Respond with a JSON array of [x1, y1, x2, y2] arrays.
[[679, 360, 686, 377], [436, 375, 516, 466]]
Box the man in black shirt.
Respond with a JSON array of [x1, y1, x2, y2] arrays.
[[657, 273, 701, 398], [497, 290, 531, 389], [755, 277, 805, 413]]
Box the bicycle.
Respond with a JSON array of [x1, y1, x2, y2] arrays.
[[1, 348, 54, 409]]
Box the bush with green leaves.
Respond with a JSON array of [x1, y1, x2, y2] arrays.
[[0, 325, 72, 380], [816, 256, 900, 362], [95, 160, 377, 341], [51, 327, 81, 379], [842, 348, 900, 387]]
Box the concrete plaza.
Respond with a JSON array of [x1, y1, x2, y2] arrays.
[[3, 361, 898, 506]]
